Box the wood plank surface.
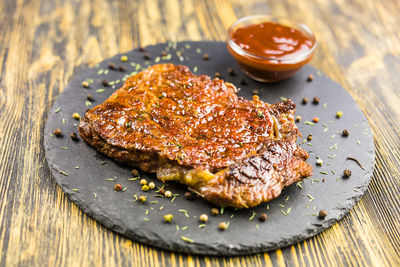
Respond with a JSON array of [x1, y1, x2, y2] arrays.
[[0, 0, 399, 266]]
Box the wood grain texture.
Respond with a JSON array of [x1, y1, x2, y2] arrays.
[[0, 0, 399, 266]]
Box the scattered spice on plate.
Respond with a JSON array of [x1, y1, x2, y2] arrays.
[[302, 97, 308, 104], [295, 116, 302, 122], [313, 96, 320, 105], [148, 182, 155, 189], [239, 78, 248, 85], [138, 195, 147, 203], [180, 236, 194, 243], [131, 169, 139, 177], [86, 94, 95, 102], [307, 134, 313, 141], [139, 46, 145, 52], [54, 128, 62, 137], [214, 72, 221, 78], [143, 53, 151, 60], [70, 133, 79, 141], [342, 129, 349, 137], [72, 113, 80, 120], [252, 89, 259, 95], [249, 211, 257, 221], [202, 53, 209, 60], [114, 184, 122, 191], [307, 75, 313, 82], [141, 184, 149, 191], [102, 80, 109, 86], [228, 68, 235, 76], [164, 214, 173, 223], [343, 169, 352, 178], [199, 214, 208, 223], [164, 190, 172, 198], [336, 111, 343, 118], [211, 208, 219, 216], [259, 213, 268, 222], [218, 222, 228, 230], [318, 209, 328, 219], [312, 117, 319, 123], [346, 157, 365, 170], [161, 51, 167, 57], [108, 62, 116, 70], [81, 81, 90, 88], [316, 158, 323, 165], [184, 192, 193, 200], [118, 66, 126, 72]]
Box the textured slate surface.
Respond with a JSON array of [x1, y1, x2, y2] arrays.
[[43, 41, 375, 255]]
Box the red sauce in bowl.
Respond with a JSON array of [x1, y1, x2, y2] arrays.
[[227, 16, 316, 82]]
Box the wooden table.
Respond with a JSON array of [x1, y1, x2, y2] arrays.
[[1, 0, 399, 266]]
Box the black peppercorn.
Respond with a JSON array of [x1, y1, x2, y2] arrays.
[[54, 128, 62, 137], [259, 213, 268, 221], [318, 209, 327, 219], [70, 133, 79, 141], [343, 169, 352, 178]]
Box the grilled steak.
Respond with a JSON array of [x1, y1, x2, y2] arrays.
[[79, 64, 312, 208]]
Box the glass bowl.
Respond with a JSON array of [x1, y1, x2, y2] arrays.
[[227, 15, 317, 83]]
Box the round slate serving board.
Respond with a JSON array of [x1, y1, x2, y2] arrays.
[[44, 41, 375, 255]]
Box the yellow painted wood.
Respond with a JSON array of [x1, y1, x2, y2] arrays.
[[0, 0, 399, 266]]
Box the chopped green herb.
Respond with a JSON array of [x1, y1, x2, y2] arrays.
[[96, 89, 105, 93], [297, 182, 303, 189], [55, 107, 61, 113], [287, 207, 292, 214], [249, 211, 257, 221], [279, 204, 285, 208], [59, 171, 68, 176], [280, 96, 287, 101], [128, 177, 139, 181], [220, 207, 224, 214], [181, 226, 188, 231], [71, 189, 79, 192], [199, 224, 206, 228], [74, 166, 79, 169], [308, 194, 315, 201], [281, 210, 287, 216], [320, 171, 328, 175], [305, 121, 315, 126], [93, 192, 97, 198], [180, 236, 194, 243], [144, 218, 150, 222]]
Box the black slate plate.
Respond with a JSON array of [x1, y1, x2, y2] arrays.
[[44, 41, 375, 255]]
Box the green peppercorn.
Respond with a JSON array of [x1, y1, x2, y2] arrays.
[[164, 190, 172, 198], [138, 195, 146, 203], [164, 214, 173, 223], [141, 184, 149, 191], [140, 179, 147, 185], [120, 55, 128, 62], [336, 111, 343, 118]]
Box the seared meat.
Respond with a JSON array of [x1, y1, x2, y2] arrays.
[[79, 64, 312, 208]]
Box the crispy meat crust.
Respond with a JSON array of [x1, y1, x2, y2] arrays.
[[79, 64, 312, 208]]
